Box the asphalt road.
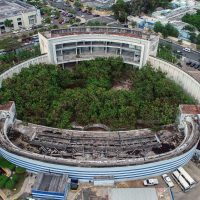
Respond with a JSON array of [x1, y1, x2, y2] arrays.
[[159, 38, 200, 62]]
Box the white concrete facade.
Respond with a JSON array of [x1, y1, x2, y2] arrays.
[[0, 0, 42, 34], [38, 27, 159, 68]]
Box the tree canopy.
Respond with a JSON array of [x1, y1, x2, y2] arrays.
[[154, 22, 179, 38], [112, 0, 171, 22], [0, 57, 194, 129], [182, 10, 200, 31]]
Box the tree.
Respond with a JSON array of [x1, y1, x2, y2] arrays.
[[0, 175, 9, 189], [154, 22, 179, 38], [154, 21, 163, 33], [0, 58, 194, 130], [12, 174, 20, 183], [44, 17, 51, 24], [182, 10, 200, 31], [0, 37, 20, 52], [112, 0, 128, 22], [4, 19, 13, 28], [74, 0, 83, 8], [189, 32, 197, 43], [5, 179, 15, 190], [183, 25, 195, 32]]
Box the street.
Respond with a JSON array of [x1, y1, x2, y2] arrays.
[[159, 38, 200, 62]]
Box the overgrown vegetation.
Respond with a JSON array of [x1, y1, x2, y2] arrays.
[[182, 10, 200, 31], [0, 57, 194, 129], [0, 45, 41, 74], [0, 157, 26, 190], [112, 0, 171, 22], [157, 44, 178, 63], [154, 22, 179, 38]]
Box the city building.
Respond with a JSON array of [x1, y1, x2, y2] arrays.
[[38, 27, 159, 68], [32, 173, 69, 200], [127, 15, 159, 30], [0, 0, 42, 34]]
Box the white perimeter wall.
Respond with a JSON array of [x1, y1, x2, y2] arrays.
[[149, 56, 200, 103], [0, 55, 48, 88]]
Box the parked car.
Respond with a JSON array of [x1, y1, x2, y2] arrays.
[[186, 60, 192, 65], [183, 47, 191, 52], [191, 63, 196, 67], [143, 179, 159, 186], [194, 64, 199, 69], [162, 174, 174, 188]]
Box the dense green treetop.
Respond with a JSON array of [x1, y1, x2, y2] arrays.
[[0, 57, 194, 129], [112, 0, 171, 22], [182, 10, 200, 31]]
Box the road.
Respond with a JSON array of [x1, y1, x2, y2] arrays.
[[159, 38, 200, 62]]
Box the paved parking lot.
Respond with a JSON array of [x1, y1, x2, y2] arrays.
[[179, 57, 200, 82], [173, 161, 200, 200]]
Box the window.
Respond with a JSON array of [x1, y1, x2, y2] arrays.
[[17, 18, 21, 21], [28, 15, 37, 25]]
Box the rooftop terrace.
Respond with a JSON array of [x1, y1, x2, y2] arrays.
[[43, 26, 154, 40]]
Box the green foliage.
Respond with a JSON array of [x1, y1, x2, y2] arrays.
[[183, 25, 195, 32], [0, 58, 194, 129], [182, 10, 200, 31], [0, 157, 16, 170], [112, 0, 129, 22], [15, 167, 26, 174], [0, 45, 41, 74], [0, 175, 9, 188], [0, 37, 20, 52], [112, 0, 170, 22], [74, 0, 83, 8], [5, 179, 15, 190], [154, 22, 179, 38], [44, 17, 51, 24], [4, 19, 13, 27], [12, 174, 20, 183], [157, 44, 178, 63]]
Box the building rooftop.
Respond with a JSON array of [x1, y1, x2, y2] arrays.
[[179, 104, 200, 115], [0, 0, 36, 20], [32, 173, 68, 193], [42, 26, 153, 40], [110, 188, 158, 200]]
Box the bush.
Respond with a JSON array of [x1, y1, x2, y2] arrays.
[[0, 175, 9, 188], [0, 157, 16, 171], [5, 179, 15, 190], [15, 167, 26, 174], [12, 174, 20, 183]]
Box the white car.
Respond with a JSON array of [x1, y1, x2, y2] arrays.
[[183, 47, 191, 52], [143, 179, 159, 186], [162, 174, 174, 188]]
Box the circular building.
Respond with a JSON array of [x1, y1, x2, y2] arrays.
[[0, 27, 200, 182]]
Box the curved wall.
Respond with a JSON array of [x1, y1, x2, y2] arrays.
[[149, 56, 200, 103], [0, 49, 200, 181], [0, 145, 196, 181], [0, 55, 48, 88]]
